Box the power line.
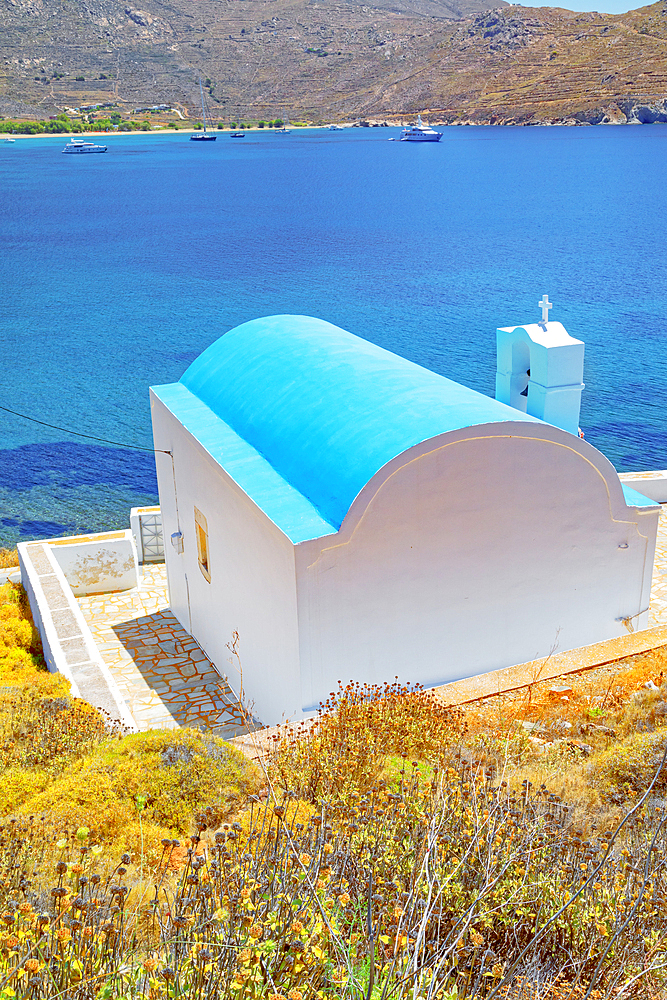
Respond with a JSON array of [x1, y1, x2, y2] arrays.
[[0, 404, 170, 455]]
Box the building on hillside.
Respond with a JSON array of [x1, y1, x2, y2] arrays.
[[150, 313, 660, 726]]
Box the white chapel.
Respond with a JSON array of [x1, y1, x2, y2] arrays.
[[150, 312, 660, 726]]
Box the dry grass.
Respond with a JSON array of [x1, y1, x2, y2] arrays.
[[0, 548, 19, 569], [452, 645, 667, 836], [3, 757, 667, 999], [3, 584, 667, 995]]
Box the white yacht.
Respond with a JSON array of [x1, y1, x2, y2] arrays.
[[398, 114, 442, 142], [3, 137, 15, 143], [62, 138, 107, 153], [326, 124, 343, 130]]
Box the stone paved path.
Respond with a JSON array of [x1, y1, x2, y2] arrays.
[[77, 564, 258, 738], [649, 504, 667, 627]]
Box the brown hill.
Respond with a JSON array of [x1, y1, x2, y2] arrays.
[[1, 0, 666, 122]]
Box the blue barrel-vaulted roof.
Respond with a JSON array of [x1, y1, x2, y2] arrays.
[[151, 315, 547, 544]]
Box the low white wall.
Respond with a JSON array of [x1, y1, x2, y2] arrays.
[[49, 531, 138, 596], [18, 542, 68, 680], [17, 540, 137, 729], [619, 471, 667, 504]]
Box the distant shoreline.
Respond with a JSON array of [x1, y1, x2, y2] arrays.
[[7, 115, 665, 140], [3, 124, 353, 139], [5, 120, 661, 138]]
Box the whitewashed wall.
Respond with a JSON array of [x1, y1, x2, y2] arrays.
[[151, 394, 302, 725], [295, 422, 659, 714]]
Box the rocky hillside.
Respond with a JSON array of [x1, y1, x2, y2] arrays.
[[434, 1, 667, 123], [1, 0, 666, 122]]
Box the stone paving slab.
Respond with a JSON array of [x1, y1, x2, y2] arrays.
[[77, 564, 260, 737]]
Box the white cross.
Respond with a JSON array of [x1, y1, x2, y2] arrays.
[[538, 294, 552, 324]]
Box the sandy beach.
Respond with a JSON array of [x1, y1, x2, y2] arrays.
[[3, 123, 366, 138]]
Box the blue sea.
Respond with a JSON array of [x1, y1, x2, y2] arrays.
[[1, 125, 666, 548]]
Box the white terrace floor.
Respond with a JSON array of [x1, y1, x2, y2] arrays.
[[77, 565, 257, 737], [76, 505, 667, 734]]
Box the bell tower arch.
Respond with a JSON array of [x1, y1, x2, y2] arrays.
[[495, 314, 585, 435]]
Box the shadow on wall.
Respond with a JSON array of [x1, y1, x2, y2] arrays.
[[0, 442, 159, 546]]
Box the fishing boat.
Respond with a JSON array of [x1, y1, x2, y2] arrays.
[[396, 114, 442, 142], [190, 76, 216, 141], [62, 138, 107, 153]]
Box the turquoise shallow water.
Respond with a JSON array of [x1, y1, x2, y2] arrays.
[[0, 125, 666, 547]]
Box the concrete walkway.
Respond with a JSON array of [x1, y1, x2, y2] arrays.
[[649, 504, 667, 626], [77, 564, 258, 738]]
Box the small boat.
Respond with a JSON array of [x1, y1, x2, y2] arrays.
[[3, 137, 15, 143], [398, 114, 442, 142], [62, 138, 107, 153], [190, 75, 217, 141], [230, 131, 245, 138], [275, 116, 291, 134], [326, 124, 343, 130]]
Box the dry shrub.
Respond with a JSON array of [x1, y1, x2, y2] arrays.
[[234, 795, 315, 851], [0, 547, 19, 569], [460, 646, 667, 754], [497, 980, 651, 999], [0, 584, 263, 864], [0, 689, 107, 772], [3, 766, 667, 999], [272, 679, 462, 801], [0, 768, 50, 814], [590, 727, 667, 802]]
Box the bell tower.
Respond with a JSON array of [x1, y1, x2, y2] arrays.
[[495, 297, 585, 436]]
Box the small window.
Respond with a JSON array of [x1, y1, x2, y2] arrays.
[[194, 507, 211, 582]]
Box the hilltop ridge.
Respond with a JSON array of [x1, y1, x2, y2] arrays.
[[1, 0, 666, 122]]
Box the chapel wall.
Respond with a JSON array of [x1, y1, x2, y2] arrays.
[[295, 425, 659, 711], [150, 395, 302, 725]]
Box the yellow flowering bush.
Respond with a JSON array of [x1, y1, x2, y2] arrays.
[[1, 582, 667, 997]]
